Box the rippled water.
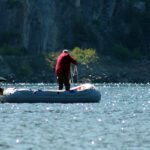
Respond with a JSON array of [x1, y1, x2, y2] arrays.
[[0, 83, 150, 150]]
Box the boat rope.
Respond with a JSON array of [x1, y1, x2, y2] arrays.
[[70, 65, 78, 83]]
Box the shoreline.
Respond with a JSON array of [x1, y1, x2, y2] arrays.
[[0, 56, 150, 84]]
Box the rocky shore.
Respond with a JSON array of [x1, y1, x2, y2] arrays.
[[78, 59, 150, 83], [0, 56, 150, 83]]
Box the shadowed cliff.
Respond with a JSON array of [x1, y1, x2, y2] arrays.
[[0, 0, 150, 83], [0, 0, 149, 55]]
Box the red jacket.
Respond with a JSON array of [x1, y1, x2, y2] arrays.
[[56, 52, 77, 76]]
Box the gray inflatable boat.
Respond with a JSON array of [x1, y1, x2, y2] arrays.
[[0, 84, 101, 103]]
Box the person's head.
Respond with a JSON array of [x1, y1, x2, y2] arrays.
[[62, 49, 70, 53]]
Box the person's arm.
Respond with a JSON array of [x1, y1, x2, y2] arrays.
[[69, 55, 77, 65]]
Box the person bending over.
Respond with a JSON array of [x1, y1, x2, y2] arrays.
[[55, 49, 77, 90]]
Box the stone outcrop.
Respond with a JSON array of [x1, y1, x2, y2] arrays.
[[0, 0, 149, 83], [0, 0, 149, 54]]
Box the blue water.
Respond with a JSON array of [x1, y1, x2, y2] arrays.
[[0, 83, 150, 150]]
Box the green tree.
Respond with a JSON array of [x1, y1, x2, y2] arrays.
[[72, 47, 99, 64]]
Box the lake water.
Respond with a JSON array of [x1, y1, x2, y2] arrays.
[[0, 83, 150, 150]]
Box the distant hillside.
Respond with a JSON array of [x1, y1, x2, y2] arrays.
[[0, 0, 150, 83], [0, 0, 149, 58]]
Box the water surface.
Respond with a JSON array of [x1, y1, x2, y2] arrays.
[[0, 83, 149, 150]]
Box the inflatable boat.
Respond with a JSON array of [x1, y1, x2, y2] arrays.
[[0, 84, 101, 103]]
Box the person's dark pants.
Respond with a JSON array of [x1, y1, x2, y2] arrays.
[[57, 72, 70, 91], [0, 87, 4, 95]]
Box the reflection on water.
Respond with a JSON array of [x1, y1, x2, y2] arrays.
[[0, 83, 150, 150]]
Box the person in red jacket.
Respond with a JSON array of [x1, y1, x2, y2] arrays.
[[55, 49, 77, 90]]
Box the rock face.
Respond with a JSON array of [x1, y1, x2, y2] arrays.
[[0, 0, 149, 55]]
